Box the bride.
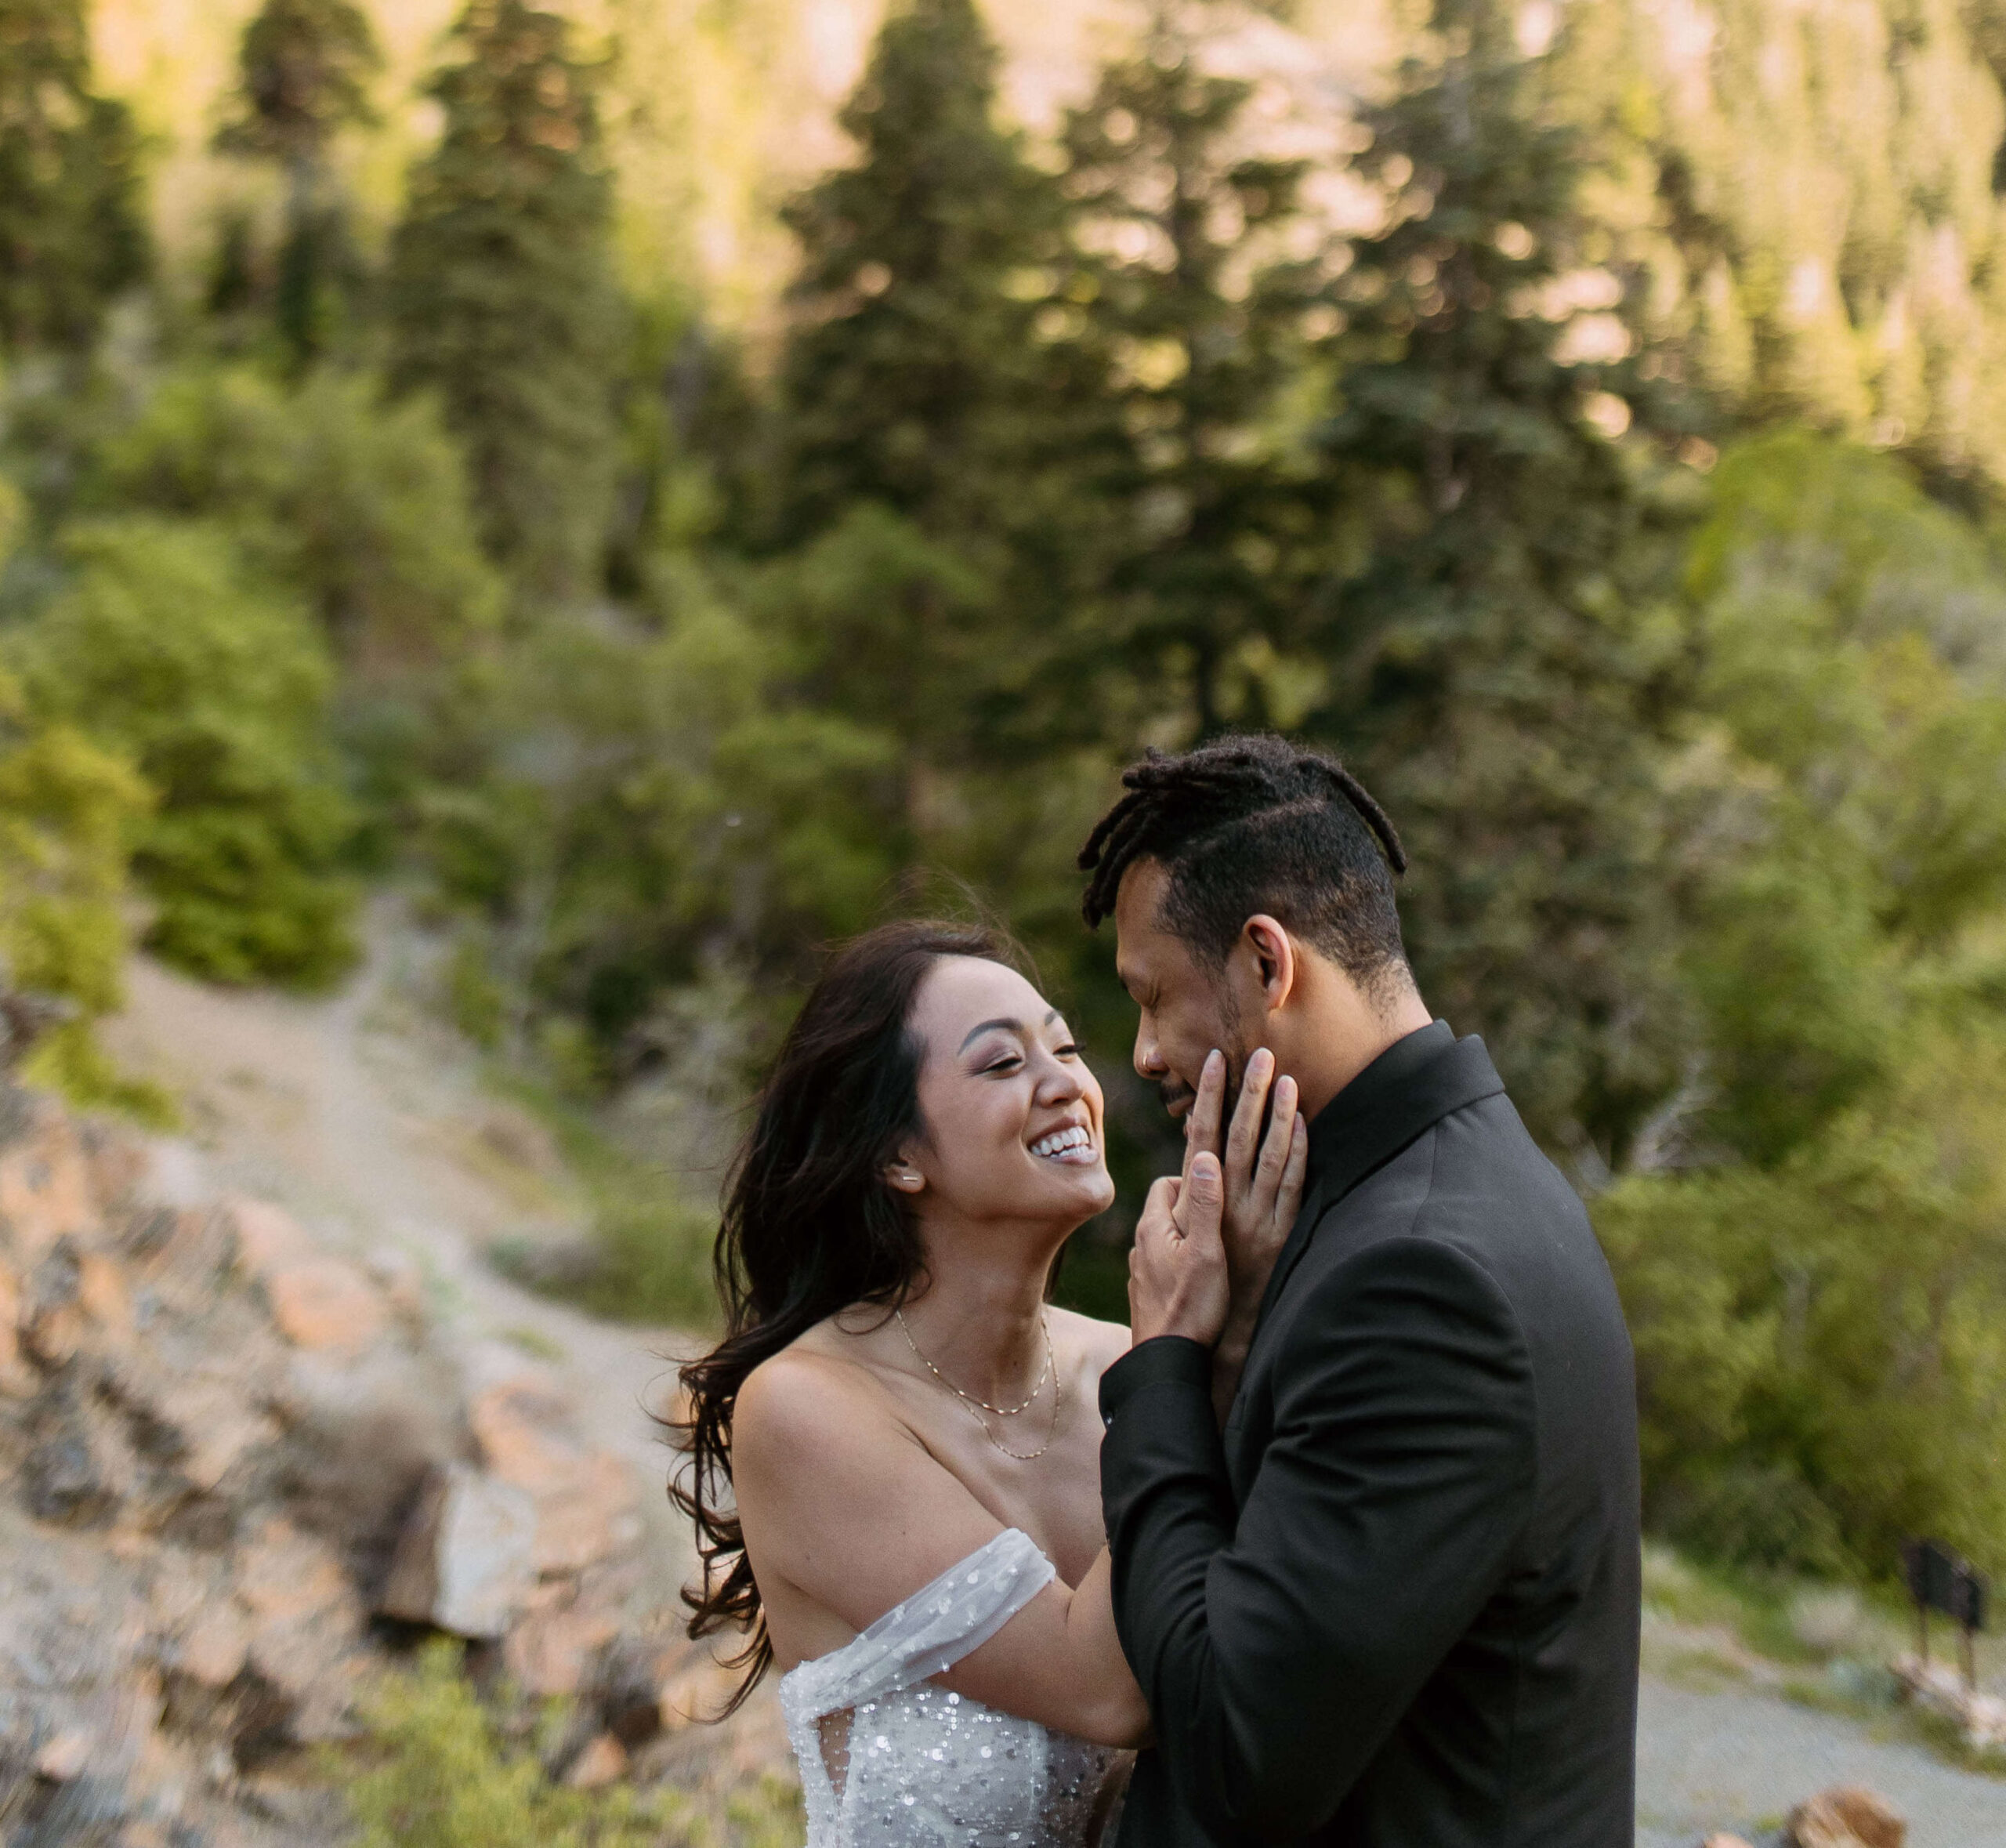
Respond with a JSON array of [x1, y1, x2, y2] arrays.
[[674, 920, 1303, 1848]]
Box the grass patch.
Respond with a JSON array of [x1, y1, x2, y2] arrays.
[[1644, 1542, 2006, 1779], [335, 1641, 803, 1848], [486, 1077, 721, 1332], [502, 1324, 568, 1363]]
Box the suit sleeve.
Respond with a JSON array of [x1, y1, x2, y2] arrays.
[[1099, 1236, 1537, 1842]]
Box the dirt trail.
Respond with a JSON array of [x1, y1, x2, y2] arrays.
[[98, 908, 702, 1604]]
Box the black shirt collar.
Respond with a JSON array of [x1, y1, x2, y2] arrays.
[[1303, 1019, 1456, 1188], [1252, 1020, 1504, 1331]]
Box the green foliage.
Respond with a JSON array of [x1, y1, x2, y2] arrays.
[[0, 672, 160, 1111], [386, 0, 622, 601], [1600, 429, 2006, 1576], [1059, 5, 1328, 737], [215, 0, 380, 163], [1600, 1025, 2006, 1578], [214, 0, 383, 362], [92, 363, 502, 670], [342, 1640, 704, 1848], [1678, 431, 2006, 1164], [0, 0, 149, 356], [11, 516, 357, 985], [1309, 0, 1702, 1158], [420, 573, 900, 1056], [775, 0, 1069, 545]]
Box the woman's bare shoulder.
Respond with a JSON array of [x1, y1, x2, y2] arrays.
[[732, 1318, 903, 1461], [1048, 1304, 1132, 1378]]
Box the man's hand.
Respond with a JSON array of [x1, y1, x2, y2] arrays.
[[1128, 1152, 1229, 1347], [1182, 1046, 1309, 1419]]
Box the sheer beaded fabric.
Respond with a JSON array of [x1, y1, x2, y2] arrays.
[[779, 1528, 1129, 1847]]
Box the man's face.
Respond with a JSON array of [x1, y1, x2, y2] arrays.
[[1113, 860, 1257, 1123]]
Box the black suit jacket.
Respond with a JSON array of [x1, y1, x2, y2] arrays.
[[1099, 1023, 1640, 1847]]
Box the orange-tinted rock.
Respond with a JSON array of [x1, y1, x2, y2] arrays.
[[236, 1518, 367, 1739], [76, 1251, 132, 1340], [264, 1257, 386, 1354], [1787, 1785, 1906, 1848], [34, 1727, 92, 1782], [221, 1198, 314, 1277], [176, 1603, 251, 1690], [0, 1256, 32, 1394], [563, 1731, 628, 1790], [469, 1377, 639, 1574], [143, 1374, 280, 1492], [0, 1103, 96, 1265], [504, 1584, 621, 1697]]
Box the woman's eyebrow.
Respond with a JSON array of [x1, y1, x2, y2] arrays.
[[958, 1009, 1059, 1053]]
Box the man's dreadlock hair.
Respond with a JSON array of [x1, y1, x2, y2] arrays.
[[1079, 734, 1412, 999]]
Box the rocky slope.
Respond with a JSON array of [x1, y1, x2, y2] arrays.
[[0, 1076, 782, 1846]]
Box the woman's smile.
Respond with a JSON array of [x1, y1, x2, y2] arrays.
[[1030, 1122, 1097, 1164]]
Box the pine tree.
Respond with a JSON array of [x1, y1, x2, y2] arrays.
[[767, 0, 1110, 894], [1060, 4, 1330, 737], [386, 0, 622, 603], [773, 0, 1070, 547], [1309, 0, 1700, 1160], [213, 0, 382, 364], [0, 0, 149, 355]]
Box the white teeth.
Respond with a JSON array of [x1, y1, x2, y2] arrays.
[[1031, 1125, 1092, 1159]]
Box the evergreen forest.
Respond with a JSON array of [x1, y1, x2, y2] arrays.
[[9, 0, 2006, 1589]]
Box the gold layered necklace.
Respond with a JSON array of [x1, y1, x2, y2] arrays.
[[895, 1306, 1064, 1462]]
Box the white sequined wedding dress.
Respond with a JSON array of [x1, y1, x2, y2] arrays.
[[778, 1528, 1129, 1848]]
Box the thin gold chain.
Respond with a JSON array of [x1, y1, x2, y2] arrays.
[[895, 1306, 1052, 1415], [895, 1308, 1064, 1462]]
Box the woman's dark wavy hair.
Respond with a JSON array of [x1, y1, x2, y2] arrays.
[[670, 917, 1028, 1709]]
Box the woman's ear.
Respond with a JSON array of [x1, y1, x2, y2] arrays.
[[886, 1157, 925, 1194]]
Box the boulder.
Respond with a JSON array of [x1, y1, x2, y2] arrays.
[[502, 1582, 621, 1698], [0, 1256, 34, 1395], [563, 1732, 628, 1790], [174, 1603, 251, 1691], [378, 1463, 537, 1640], [235, 1518, 368, 1742], [263, 1258, 386, 1356], [221, 1198, 313, 1277], [0, 1100, 97, 1265], [1786, 1785, 1906, 1848], [467, 1376, 639, 1574]]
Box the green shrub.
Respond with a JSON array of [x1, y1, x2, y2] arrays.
[[12, 516, 357, 985], [343, 1641, 701, 1848], [92, 363, 502, 669], [1598, 1020, 2006, 1578]]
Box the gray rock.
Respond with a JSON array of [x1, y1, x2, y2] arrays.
[[377, 1463, 535, 1640]]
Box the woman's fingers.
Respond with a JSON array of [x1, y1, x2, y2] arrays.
[[1278, 1112, 1309, 1225], [1224, 1047, 1275, 1188], [1250, 1072, 1297, 1211], [1182, 1049, 1227, 1183]]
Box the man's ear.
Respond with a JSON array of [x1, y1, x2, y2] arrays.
[[1242, 915, 1298, 1014]]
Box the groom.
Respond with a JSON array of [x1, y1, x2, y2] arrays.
[[1081, 734, 1640, 1846]]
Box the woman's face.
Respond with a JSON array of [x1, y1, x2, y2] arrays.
[[899, 955, 1116, 1230]]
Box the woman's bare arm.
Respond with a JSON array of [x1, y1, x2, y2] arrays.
[[733, 1350, 1149, 1748]]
